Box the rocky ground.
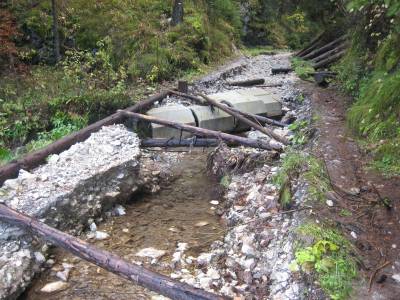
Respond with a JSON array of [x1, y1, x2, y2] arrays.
[[2, 51, 398, 300]]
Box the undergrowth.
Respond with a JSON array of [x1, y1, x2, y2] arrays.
[[291, 57, 315, 80], [338, 32, 400, 176], [273, 151, 330, 207], [293, 223, 358, 300]]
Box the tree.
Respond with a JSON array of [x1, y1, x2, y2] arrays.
[[0, 8, 20, 72], [171, 0, 184, 26], [51, 0, 61, 63]]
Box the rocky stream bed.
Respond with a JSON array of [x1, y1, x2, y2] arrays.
[[2, 52, 398, 300]]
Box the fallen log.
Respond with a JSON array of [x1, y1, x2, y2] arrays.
[[313, 71, 337, 85], [0, 91, 170, 185], [142, 138, 234, 148], [0, 204, 227, 300], [311, 43, 348, 64], [313, 50, 346, 69], [226, 78, 265, 87], [302, 35, 347, 61], [219, 100, 287, 128], [271, 67, 293, 75], [296, 32, 325, 57], [120, 110, 283, 151], [196, 93, 289, 145], [255, 83, 283, 88]]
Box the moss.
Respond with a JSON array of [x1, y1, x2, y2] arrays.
[[295, 223, 358, 300]]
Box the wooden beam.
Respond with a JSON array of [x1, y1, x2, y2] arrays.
[[313, 50, 346, 69], [120, 110, 283, 151], [302, 36, 347, 61], [226, 78, 265, 87], [0, 204, 227, 300]]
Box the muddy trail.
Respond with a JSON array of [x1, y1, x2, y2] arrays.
[[300, 82, 400, 299], [4, 52, 399, 300]]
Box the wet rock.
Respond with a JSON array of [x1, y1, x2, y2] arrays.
[[34, 252, 46, 264], [95, 231, 109, 240], [113, 205, 126, 216], [326, 200, 334, 207], [40, 281, 68, 293], [136, 248, 166, 259]]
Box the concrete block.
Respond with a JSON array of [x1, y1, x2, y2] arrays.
[[146, 105, 196, 138], [237, 88, 282, 117], [190, 105, 235, 132]]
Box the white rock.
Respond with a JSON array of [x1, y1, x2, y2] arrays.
[[242, 242, 256, 257], [95, 231, 109, 240], [392, 273, 400, 283], [210, 200, 219, 205], [350, 231, 357, 239], [34, 252, 46, 263], [90, 222, 97, 232], [136, 248, 166, 259], [199, 276, 212, 289], [122, 228, 129, 233], [195, 221, 209, 227], [197, 253, 213, 265], [114, 205, 126, 216], [48, 154, 59, 164], [56, 269, 70, 282], [326, 200, 334, 207], [206, 268, 220, 280], [40, 281, 68, 293]]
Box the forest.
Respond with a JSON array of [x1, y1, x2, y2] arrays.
[[1, 0, 399, 174]]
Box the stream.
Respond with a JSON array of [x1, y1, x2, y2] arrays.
[[21, 150, 225, 300]]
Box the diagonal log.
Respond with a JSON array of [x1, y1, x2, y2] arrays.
[[142, 138, 234, 148], [313, 50, 346, 69], [0, 91, 170, 185], [0, 204, 228, 300], [196, 93, 289, 145], [311, 43, 348, 64], [296, 32, 325, 57], [302, 35, 347, 60], [169, 90, 289, 144], [119, 110, 283, 151]]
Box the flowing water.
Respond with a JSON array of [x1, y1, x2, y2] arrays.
[[21, 151, 225, 300]]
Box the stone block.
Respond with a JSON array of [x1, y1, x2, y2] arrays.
[[190, 105, 235, 132], [146, 105, 196, 138]]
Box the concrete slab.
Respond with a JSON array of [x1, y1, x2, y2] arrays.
[[146, 105, 196, 138], [190, 105, 235, 132], [208, 88, 282, 130]]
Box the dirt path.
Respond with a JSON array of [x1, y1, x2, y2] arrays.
[[299, 82, 400, 299]]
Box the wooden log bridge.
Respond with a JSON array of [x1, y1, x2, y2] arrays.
[[0, 204, 227, 300], [119, 110, 283, 151]]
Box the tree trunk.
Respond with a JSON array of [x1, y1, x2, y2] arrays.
[[313, 50, 346, 69], [302, 35, 347, 61], [120, 110, 283, 151], [141, 138, 231, 147], [171, 0, 184, 26], [0, 204, 227, 300], [311, 43, 348, 63], [51, 0, 61, 63]]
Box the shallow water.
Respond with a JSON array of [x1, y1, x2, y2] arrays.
[[22, 151, 225, 300]]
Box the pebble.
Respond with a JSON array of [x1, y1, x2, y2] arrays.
[[210, 200, 219, 205], [326, 200, 334, 207], [136, 248, 166, 259], [195, 221, 209, 227], [40, 281, 68, 293], [114, 205, 126, 216], [95, 231, 110, 240], [34, 252, 46, 263], [350, 231, 357, 239]]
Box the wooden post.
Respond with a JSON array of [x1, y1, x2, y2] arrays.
[[0, 204, 227, 300], [178, 80, 188, 93], [119, 110, 283, 151]]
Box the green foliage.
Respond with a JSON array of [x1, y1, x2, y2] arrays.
[[295, 223, 357, 300], [291, 58, 315, 80], [273, 151, 329, 203], [288, 119, 309, 145]]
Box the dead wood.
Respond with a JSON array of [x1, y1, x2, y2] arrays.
[[0, 204, 227, 300], [296, 32, 325, 57], [311, 43, 348, 64], [141, 138, 235, 148], [197, 93, 289, 145], [120, 110, 283, 151], [313, 50, 346, 69], [302, 35, 347, 61], [0, 91, 170, 185], [271, 67, 293, 75], [226, 78, 265, 87]]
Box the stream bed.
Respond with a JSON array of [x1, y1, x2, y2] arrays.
[[21, 151, 225, 300]]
